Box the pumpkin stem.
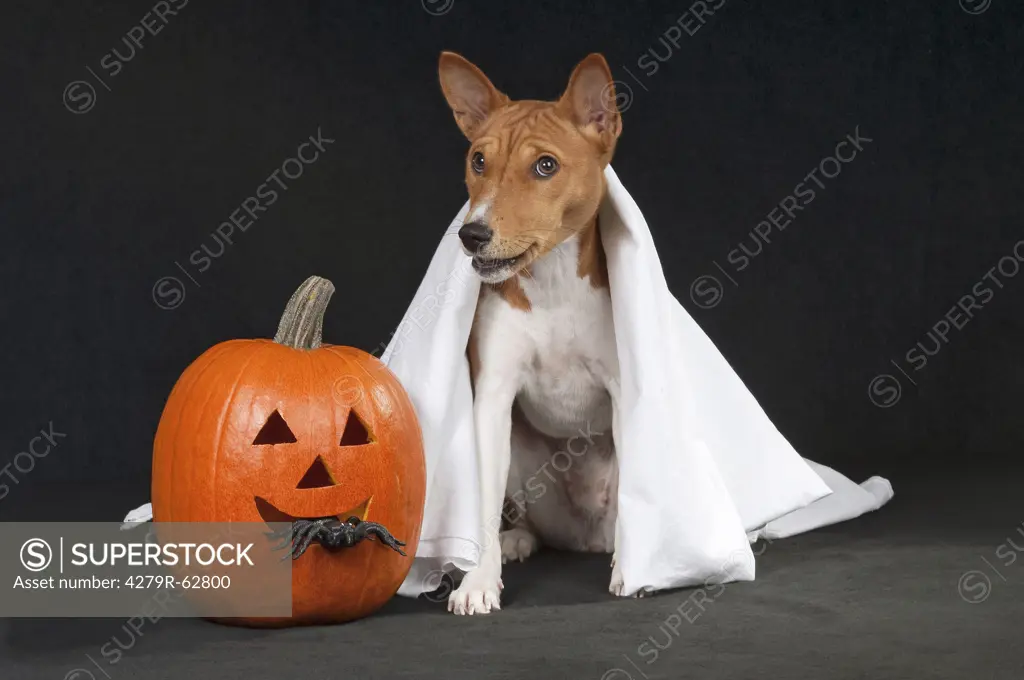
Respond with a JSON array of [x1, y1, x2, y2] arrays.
[[273, 276, 335, 350]]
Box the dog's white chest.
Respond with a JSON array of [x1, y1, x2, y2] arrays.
[[485, 237, 617, 437]]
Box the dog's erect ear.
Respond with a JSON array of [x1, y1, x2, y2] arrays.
[[558, 54, 622, 154], [438, 52, 510, 140]]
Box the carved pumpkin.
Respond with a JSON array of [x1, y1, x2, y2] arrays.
[[151, 276, 425, 626]]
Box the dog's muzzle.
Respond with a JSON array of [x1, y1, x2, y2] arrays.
[[459, 221, 493, 254]]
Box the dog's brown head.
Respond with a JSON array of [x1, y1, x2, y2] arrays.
[[439, 52, 622, 283]]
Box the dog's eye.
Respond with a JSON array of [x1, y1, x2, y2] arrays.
[[471, 152, 485, 174], [534, 156, 559, 178]]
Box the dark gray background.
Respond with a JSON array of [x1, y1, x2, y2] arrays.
[[1, 0, 1021, 496]]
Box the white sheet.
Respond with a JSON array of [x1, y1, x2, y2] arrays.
[[384, 166, 893, 597]]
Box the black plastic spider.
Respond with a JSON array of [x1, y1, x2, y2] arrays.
[[268, 516, 406, 561]]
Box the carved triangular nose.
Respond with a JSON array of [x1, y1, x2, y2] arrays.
[[296, 456, 336, 489]]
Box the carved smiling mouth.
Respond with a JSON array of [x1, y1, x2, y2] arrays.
[[254, 496, 372, 527]]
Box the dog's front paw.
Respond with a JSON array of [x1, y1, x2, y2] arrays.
[[448, 570, 503, 615], [500, 527, 538, 563]]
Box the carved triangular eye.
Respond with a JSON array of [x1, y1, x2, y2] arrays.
[[253, 410, 298, 445], [340, 409, 373, 446]]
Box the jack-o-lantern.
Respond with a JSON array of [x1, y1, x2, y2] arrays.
[[151, 276, 425, 626]]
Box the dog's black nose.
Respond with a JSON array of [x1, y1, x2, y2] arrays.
[[459, 221, 493, 253]]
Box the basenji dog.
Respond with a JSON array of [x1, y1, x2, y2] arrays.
[[438, 52, 626, 615]]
